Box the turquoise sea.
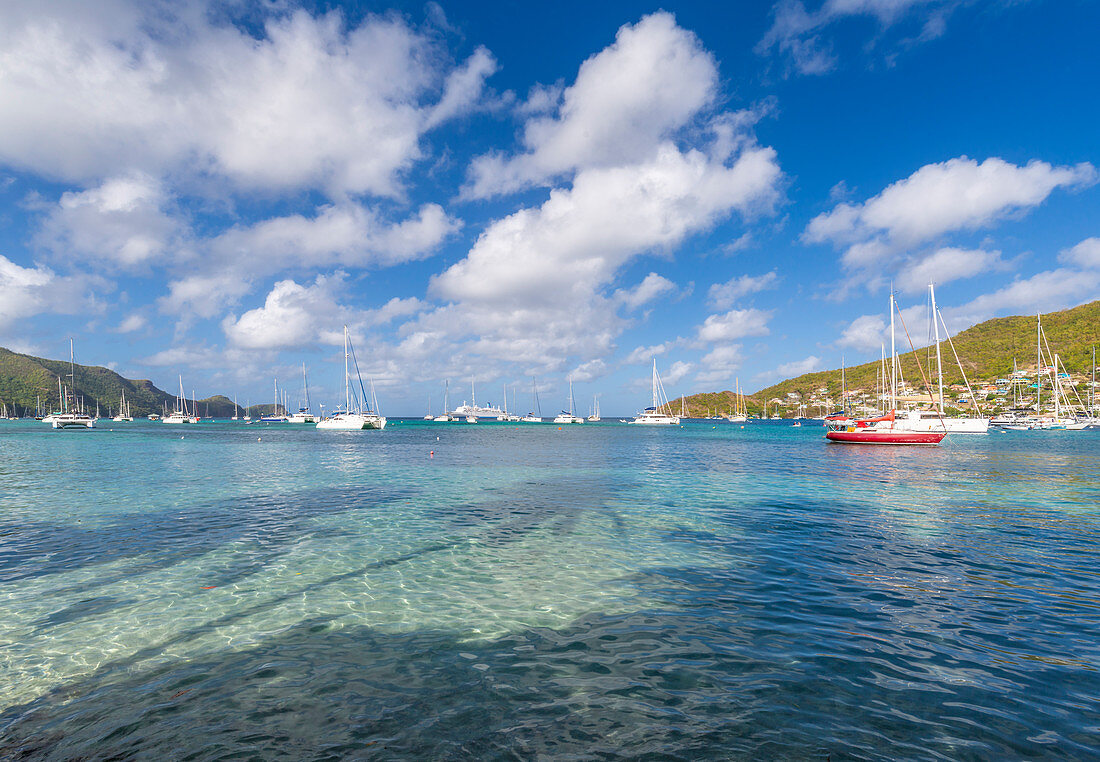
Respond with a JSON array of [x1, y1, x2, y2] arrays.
[[1, 418, 1099, 759]]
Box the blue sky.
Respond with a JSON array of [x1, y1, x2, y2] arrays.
[[1, 0, 1098, 415]]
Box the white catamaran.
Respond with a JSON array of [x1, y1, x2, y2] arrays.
[[51, 339, 96, 429], [630, 359, 680, 425], [112, 389, 133, 422], [287, 363, 316, 423], [553, 378, 585, 424], [521, 378, 544, 422], [163, 376, 197, 423], [316, 326, 386, 430]]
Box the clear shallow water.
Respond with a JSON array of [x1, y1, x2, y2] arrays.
[[1, 418, 1098, 759]]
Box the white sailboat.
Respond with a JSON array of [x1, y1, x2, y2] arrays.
[[112, 389, 133, 422], [553, 378, 584, 423], [316, 326, 386, 430], [924, 283, 989, 433], [433, 380, 456, 422], [587, 394, 601, 422], [521, 378, 544, 422], [630, 360, 680, 425], [287, 363, 316, 423], [260, 378, 288, 422], [231, 393, 241, 421], [163, 376, 192, 423], [727, 378, 747, 422], [52, 339, 95, 429]]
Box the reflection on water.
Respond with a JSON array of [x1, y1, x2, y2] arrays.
[[1, 420, 1099, 759]]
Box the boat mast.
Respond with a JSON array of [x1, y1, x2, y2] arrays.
[[841, 355, 846, 412], [889, 291, 897, 411], [69, 338, 77, 413], [879, 344, 886, 413], [1086, 345, 1095, 415], [930, 283, 944, 412], [652, 359, 659, 410], [1036, 313, 1042, 416], [1054, 353, 1062, 419], [1013, 358, 1018, 407], [344, 325, 351, 414]]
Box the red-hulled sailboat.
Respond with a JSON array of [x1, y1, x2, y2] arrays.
[[824, 289, 947, 446]]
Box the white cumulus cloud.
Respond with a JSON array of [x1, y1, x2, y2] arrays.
[[707, 271, 778, 309], [0, 4, 491, 197], [614, 273, 677, 310], [806, 157, 1095, 254], [222, 275, 349, 351], [836, 313, 887, 352], [36, 173, 182, 269], [896, 247, 1005, 293], [1059, 237, 1100, 269], [697, 308, 772, 343], [464, 12, 720, 198]]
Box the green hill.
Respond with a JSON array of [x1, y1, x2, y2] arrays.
[[678, 299, 1100, 418], [0, 348, 249, 418]]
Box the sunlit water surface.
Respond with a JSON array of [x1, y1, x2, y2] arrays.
[[1, 419, 1098, 759]]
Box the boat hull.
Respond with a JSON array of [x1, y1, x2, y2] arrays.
[[629, 415, 681, 425], [316, 414, 386, 430], [52, 415, 95, 429], [826, 429, 945, 445]]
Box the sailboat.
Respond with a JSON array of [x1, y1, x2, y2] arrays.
[[316, 326, 386, 430], [260, 378, 288, 422], [630, 360, 680, 425], [918, 283, 989, 433], [52, 339, 96, 429], [112, 389, 133, 422], [287, 364, 316, 423], [163, 376, 193, 423], [727, 378, 747, 422], [825, 291, 945, 444], [231, 393, 241, 421], [433, 380, 456, 421], [498, 383, 522, 421], [424, 394, 433, 420], [587, 394, 601, 422], [554, 378, 584, 423], [521, 378, 544, 422]]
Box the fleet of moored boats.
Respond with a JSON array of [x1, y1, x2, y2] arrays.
[[10, 299, 1099, 444]]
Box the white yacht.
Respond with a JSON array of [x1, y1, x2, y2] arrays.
[[260, 378, 289, 423], [433, 380, 457, 421], [163, 376, 195, 423], [587, 395, 601, 422], [727, 378, 747, 422], [630, 360, 681, 425], [521, 378, 545, 422], [286, 363, 316, 423], [553, 378, 584, 423], [52, 340, 95, 429], [316, 326, 386, 431], [112, 389, 133, 422]]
